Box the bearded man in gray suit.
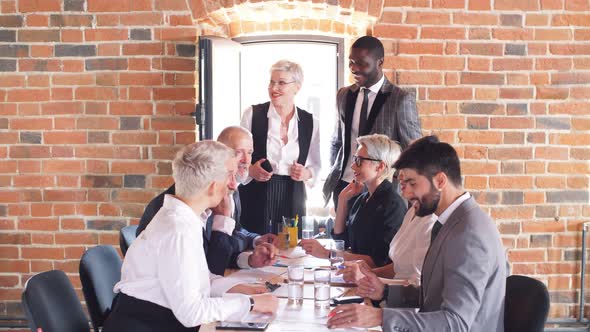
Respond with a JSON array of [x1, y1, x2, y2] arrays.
[[323, 36, 422, 207], [327, 136, 507, 332]]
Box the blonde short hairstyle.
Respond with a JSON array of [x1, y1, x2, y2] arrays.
[[357, 134, 402, 180], [270, 60, 304, 86], [172, 141, 234, 198]]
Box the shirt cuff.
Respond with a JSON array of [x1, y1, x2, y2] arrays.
[[212, 215, 236, 235], [237, 252, 252, 269], [252, 235, 261, 247], [220, 293, 251, 322], [305, 167, 317, 187]]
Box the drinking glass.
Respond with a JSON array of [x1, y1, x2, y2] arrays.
[[302, 216, 315, 239], [287, 265, 304, 305], [276, 223, 289, 251], [313, 268, 331, 308], [329, 240, 345, 269]]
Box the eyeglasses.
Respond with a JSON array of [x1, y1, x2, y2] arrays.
[[268, 80, 296, 88], [352, 155, 381, 167]]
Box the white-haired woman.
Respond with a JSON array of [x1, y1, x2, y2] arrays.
[[239, 60, 320, 236], [104, 141, 277, 332], [301, 134, 406, 267]]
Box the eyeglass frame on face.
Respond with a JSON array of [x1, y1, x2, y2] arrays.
[[352, 155, 381, 167], [268, 80, 296, 88]]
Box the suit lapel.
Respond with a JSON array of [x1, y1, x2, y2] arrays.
[[362, 90, 388, 136], [341, 88, 357, 177], [421, 198, 477, 298]]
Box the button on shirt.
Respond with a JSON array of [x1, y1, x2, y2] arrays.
[[241, 104, 321, 186], [114, 195, 251, 327], [342, 74, 385, 183]]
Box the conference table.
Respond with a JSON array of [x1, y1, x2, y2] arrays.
[[200, 245, 383, 332]]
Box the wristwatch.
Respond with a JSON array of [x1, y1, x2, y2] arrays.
[[382, 286, 389, 301], [249, 297, 255, 312]]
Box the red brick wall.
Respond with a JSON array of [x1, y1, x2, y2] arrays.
[[0, 0, 588, 323]]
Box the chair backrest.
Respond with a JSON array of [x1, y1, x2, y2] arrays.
[[21, 269, 89, 332], [504, 275, 550, 332], [119, 225, 138, 256], [79, 245, 122, 332]]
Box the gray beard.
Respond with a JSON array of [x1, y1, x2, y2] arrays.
[[236, 172, 248, 184]]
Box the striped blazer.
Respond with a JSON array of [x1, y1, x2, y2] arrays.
[[322, 77, 422, 204]]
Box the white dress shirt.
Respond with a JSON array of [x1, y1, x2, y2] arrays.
[[241, 103, 321, 186], [342, 74, 385, 183], [388, 208, 437, 286], [114, 195, 250, 327], [438, 192, 471, 226]]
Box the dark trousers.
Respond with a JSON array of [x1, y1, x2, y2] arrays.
[[332, 179, 350, 209], [266, 175, 305, 236], [103, 293, 198, 332]]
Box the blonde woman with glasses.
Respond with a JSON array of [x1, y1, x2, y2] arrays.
[[239, 60, 320, 237], [301, 134, 406, 267]]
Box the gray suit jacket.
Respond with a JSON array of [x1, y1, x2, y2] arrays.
[[382, 197, 506, 332], [322, 78, 422, 204]]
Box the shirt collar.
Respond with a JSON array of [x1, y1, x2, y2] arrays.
[[163, 194, 208, 229], [437, 192, 471, 225], [268, 103, 300, 121], [362, 74, 385, 95]]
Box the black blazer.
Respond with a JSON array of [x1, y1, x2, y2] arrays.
[[136, 184, 259, 274], [332, 180, 406, 267]]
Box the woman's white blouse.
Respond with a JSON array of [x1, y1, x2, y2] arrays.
[[241, 104, 321, 186], [388, 208, 437, 285]]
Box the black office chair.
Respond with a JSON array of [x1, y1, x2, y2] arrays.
[[119, 224, 138, 256], [79, 245, 122, 332], [504, 275, 550, 332], [21, 269, 89, 332]]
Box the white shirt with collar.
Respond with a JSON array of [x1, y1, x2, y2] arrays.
[[437, 192, 472, 226], [241, 103, 321, 186], [114, 195, 250, 327], [342, 74, 386, 182]]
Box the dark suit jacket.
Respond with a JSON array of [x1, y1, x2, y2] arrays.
[[382, 197, 506, 332], [332, 180, 406, 267], [323, 78, 422, 204], [136, 184, 259, 275]]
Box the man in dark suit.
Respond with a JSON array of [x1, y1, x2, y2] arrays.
[[137, 126, 277, 275], [327, 136, 507, 332], [323, 36, 422, 207]]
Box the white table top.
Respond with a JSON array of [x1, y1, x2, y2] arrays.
[[200, 297, 382, 332], [204, 246, 390, 331]]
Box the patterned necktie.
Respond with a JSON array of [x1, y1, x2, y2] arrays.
[[358, 88, 370, 135], [430, 220, 443, 244]]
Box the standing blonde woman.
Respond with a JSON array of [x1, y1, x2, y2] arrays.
[[301, 134, 406, 267], [239, 60, 320, 235]]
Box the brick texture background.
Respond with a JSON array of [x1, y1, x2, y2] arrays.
[[0, 0, 589, 326]]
